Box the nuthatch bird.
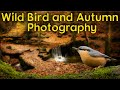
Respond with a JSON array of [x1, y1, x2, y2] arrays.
[[72, 46, 116, 67]]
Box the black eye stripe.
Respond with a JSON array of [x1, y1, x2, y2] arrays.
[[79, 49, 85, 50], [79, 48, 83, 50], [79, 49, 90, 51]]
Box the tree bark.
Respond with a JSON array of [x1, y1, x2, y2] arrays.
[[105, 12, 112, 56]]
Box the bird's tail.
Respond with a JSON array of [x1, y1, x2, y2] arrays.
[[107, 57, 117, 61]]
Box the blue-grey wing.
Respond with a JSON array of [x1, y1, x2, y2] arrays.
[[89, 50, 109, 58]]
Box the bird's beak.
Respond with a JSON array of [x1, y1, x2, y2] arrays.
[[72, 47, 78, 50]]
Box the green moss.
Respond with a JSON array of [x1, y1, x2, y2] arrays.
[[0, 60, 40, 79], [79, 67, 116, 79]]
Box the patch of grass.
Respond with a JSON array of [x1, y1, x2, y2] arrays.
[[0, 60, 40, 79]]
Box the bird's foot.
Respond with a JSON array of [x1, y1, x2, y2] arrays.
[[93, 65, 104, 70]]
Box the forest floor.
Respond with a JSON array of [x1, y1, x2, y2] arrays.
[[1, 59, 120, 79], [0, 42, 92, 76], [1, 38, 120, 78]]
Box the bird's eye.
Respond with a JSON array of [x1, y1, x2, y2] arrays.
[[86, 49, 90, 51], [84, 49, 88, 51]]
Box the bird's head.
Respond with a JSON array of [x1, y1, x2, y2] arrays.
[[72, 46, 92, 52]]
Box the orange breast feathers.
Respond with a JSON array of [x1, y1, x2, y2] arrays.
[[78, 50, 107, 67]]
